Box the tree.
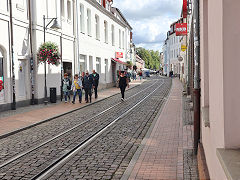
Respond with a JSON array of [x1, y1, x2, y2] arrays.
[[136, 47, 161, 70]]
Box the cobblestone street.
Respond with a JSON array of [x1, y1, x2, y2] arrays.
[[0, 77, 199, 179]]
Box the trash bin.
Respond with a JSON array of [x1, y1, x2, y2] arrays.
[[50, 87, 57, 103]]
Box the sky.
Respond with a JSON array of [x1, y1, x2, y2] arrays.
[[113, 0, 182, 52]]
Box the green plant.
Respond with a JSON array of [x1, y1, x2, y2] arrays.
[[37, 42, 60, 66]]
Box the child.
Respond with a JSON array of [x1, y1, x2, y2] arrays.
[[71, 74, 83, 104], [62, 73, 71, 103]]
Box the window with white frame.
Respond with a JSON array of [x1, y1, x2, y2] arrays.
[[104, 21, 108, 43], [96, 58, 101, 74], [111, 25, 115, 46], [80, 4, 85, 33], [119, 29, 121, 49], [61, 0, 65, 18], [0, 0, 8, 12], [95, 15, 100, 40], [67, 0, 71, 20], [87, 9, 91, 36]]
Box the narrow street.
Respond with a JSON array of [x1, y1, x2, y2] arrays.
[[0, 77, 199, 180]]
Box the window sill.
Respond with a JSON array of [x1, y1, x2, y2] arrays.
[[217, 148, 240, 180]]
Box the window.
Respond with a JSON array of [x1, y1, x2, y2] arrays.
[[80, 4, 85, 33], [104, 21, 108, 43], [89, 56, 93, 72], [111, 25, 115, 46], [87, 9, 91, 36], [119, 29, 121, 48], [0, 0, 8, 12], [95, 15, 100, 40], [67, 0, 71, 20], [122, 31, 124, 49], [96, 58, 101, 74], [61, 0, 65, 18]]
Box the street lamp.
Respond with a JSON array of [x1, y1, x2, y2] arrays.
[[43, 15, 61, 105]]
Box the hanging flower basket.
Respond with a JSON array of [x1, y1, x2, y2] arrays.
[[37, 42, 60, 66]]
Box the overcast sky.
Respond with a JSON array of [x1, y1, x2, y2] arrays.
[[113, 0, 182, 52]]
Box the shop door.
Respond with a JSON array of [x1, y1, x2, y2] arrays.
[[18, 61, 27, 98], [111, 61, 116, 84]]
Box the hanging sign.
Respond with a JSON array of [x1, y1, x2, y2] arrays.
[[116, 52, 123, 58], [176, 23, 187, 36], [181, 45, 187, 51], [183, 0, 188, 18]]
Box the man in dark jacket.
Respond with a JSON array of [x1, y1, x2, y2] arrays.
[[83, 71, 93, 103], [92, 69, 100, 98]]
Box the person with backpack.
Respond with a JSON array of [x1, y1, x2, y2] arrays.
[[62, 73, 71, 103], [118, 71, 129, 101], [71, 74, 83, 104]]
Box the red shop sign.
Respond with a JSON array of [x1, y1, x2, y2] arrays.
[[183, 0, 187, 18], [116, 52, 123, 58], [175, 23, 187, 36]]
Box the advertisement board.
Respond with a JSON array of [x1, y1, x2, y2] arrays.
[[116, 52, 123, 58], [176, 23, 187, 36]]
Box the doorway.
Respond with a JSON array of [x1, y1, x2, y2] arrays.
[[18, 60, 27, 98]]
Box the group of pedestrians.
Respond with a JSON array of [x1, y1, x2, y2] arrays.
[[62, 70, 99, 104]]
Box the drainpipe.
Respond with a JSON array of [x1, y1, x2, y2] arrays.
[[9, 0, 16, 110], [28, 0, 35, 105], [193, 0, 201, 154]]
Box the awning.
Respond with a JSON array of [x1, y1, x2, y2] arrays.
[[111, 58, 127, 65]]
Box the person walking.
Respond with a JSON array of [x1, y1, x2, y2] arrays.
[[71, 74, 83, 104], [139, 69, 143, 81], [118, 71, 129, 101], [83, 71, 93, 103], [132, 70, 137, 80], [62, 73, 71, 103], [92, 69, 99, 99]]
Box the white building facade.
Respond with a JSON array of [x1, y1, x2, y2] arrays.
[[76, 0, 133, 89], [0, 0, 133, 111]]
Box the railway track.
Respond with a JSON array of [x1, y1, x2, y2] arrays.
[[0, 80, 156, 165], [0, 78, 171, 180]]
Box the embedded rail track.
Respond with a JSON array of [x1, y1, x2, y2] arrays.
[[0, 78, 171, 180]]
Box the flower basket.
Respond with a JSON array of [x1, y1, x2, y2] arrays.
[[37, 42, 60, 66]]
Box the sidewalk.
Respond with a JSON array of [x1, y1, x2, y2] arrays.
[[123, 78, 198, 180], [0, 80, 144, 137]]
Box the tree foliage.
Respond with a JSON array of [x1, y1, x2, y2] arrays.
[[136, 47, 160, 70]]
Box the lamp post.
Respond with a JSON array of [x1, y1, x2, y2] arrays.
[[43, 15, 61, 105]]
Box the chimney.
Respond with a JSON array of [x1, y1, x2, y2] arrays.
[[130, 32, 133, 41]]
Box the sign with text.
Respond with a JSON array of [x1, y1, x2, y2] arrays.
[[181, 45, 187, 51], [176, 23, 187, 36], [116, 52, 123, 58]]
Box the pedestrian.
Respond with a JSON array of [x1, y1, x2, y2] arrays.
[[139, 69, 143, 80], [83, 71, 93, 103], [62, 73, 71, 103], [118, 71, 129, 101], [132, 70, 137, 80], [92, 69, 99, 99], [71, 74, 83, 104]]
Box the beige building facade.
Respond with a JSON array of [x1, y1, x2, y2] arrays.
[[200, 0, 240, 179]]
